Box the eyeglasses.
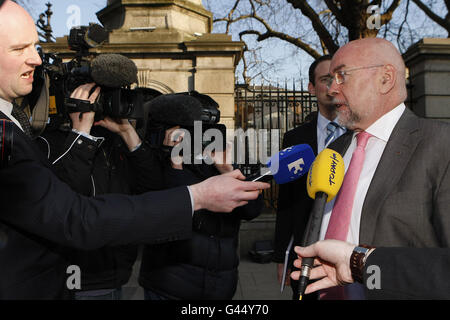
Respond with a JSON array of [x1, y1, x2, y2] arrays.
[[327, 64, 384, 88]]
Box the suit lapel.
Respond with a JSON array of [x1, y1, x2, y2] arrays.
[[359, 109, 422, 244], [328, 130, 353, 157]]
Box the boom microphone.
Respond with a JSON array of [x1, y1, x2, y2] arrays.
[[90, 54, 138, 87], [246, 144, 315, 184], [297, 148, 345, 300], [146, 91, 220, 127], [71, 54, 138, 88]]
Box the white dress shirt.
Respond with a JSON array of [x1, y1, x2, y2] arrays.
[[0, 97, 24, 132], [319, 103, 406, 243]]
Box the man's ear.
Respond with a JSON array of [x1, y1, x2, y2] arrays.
[[308, 82, 315, 95], [379, 64, 396, 94]]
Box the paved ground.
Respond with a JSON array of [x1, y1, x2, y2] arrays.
[[122, 252, 292, 300]]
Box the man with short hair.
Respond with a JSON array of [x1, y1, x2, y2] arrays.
[[273, 55, 345, 300], [0, 0, 269, 299], [319, 38, 450, 299]]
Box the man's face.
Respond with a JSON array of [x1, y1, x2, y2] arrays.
[[310, 60, 333, 109], [0, 12, 42, 102], [327, 49, 380, 131]]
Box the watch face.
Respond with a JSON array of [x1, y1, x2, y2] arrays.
[[354, 246, 369, 254]]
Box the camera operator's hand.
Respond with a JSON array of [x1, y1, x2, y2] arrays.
[[94, 117, 142, 152], [69, 83, 100, 135], [163, 126, 184, 147], [204, 142, 234, 174], [163, 126, 185, 169], [189, 169, 270, 212]]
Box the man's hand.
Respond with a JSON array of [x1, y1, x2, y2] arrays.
[[69, 83, 100, 135], [95, 117, 141, 151], [189, 169, 270, 212], [290, 240, 356, 294]]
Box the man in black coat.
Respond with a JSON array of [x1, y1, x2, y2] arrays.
[[0, 0, 269, 299], [36, 82, 161, 299], [273, 55, 346, 300]]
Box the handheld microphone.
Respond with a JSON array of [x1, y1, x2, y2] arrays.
[[245, 144, 315, 184], [297, 148, 345, 300]]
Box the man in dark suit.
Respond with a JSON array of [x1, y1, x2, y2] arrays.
[[273, 55, 346, 299], [0, 0, 269, 299], [317, 38, 450, 299], [291, 240, 450, 299]]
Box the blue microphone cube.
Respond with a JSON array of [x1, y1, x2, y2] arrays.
[[268, 144, 315, 184]]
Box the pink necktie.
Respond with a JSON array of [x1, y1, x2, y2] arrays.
[[321, 131, 372, 300]]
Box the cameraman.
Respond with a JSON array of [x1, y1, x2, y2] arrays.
[[138, 98, 264, 300], [37, 82, 159, 300]]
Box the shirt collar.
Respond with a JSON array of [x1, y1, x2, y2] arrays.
[[365, 103, 406, 142], [0, 97, 13, 118], [317, 110, 341, 132]]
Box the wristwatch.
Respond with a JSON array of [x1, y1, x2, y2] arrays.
[[350, 244, 375, 283]]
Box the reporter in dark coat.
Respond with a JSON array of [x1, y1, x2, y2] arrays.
[[0, 1, 269, 300], [139, 135, 263, 300]]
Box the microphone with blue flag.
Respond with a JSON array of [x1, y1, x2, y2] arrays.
[[245, 144, 315, 184]]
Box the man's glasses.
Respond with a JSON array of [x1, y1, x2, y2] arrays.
[[327, 64, 384, 88]]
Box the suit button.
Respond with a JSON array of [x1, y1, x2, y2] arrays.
[[77, 139, 83, 145]]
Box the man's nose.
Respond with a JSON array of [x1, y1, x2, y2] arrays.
[[327, 77, 340, 96], [26, 47, 42, 67]]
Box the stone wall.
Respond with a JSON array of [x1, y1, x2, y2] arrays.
[[403, 38, 450, 122]]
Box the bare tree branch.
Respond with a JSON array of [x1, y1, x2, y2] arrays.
[[411, 0, 450, 36], [286, 0, 339, 53]]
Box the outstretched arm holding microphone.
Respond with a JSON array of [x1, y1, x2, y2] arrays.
[[296, 148, 345, 299], [291, 240, 450, 300]]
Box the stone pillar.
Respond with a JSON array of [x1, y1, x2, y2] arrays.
[[403, 38, 450, 121]]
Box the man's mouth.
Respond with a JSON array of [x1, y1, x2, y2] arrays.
[[21, 70, 34, 79]]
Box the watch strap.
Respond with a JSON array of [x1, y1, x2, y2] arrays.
[[350, 244, 375, 283]]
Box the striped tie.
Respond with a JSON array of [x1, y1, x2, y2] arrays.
[[324, 121, 340, 146], [11, 102, 33, 138]]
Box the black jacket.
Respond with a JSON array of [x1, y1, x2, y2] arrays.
[[36, 126, 159, 291], [0, 112, 193, 299], [139, 161, 263, 300]]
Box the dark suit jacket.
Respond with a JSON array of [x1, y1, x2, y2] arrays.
[[328, 108, 450, 248], [363, 247, 450, 299], [0, 112, 193, 299], [273, 115, 318, 264]]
